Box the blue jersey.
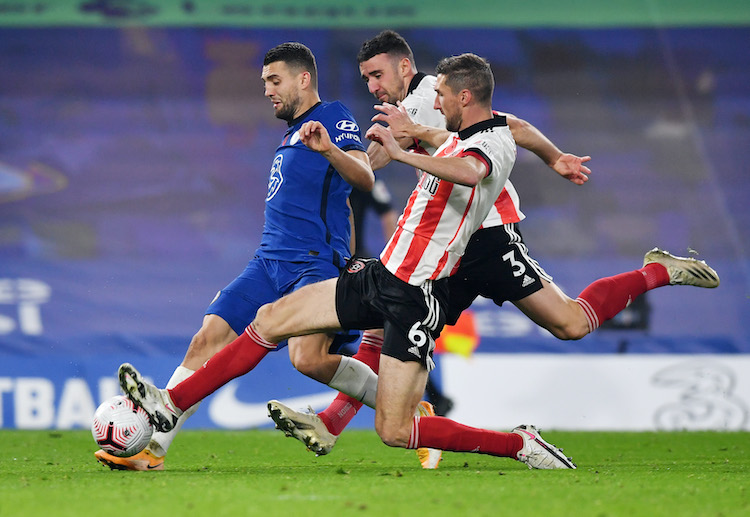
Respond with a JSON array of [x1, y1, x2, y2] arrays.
[[257, 101, 366, 267]]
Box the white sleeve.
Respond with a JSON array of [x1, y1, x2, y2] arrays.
[[402, 77, 446, 130], [413, 103, 446, 129]]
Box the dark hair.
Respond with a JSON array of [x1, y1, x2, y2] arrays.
[[264, 42, 318, 88], [435, 53, 494, 106], [357, 29, 414, 64]]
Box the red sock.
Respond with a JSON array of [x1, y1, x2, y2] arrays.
[[319, 331, 382, 436], [408, 415, 523, 457], [576, 263, 669, 332], [318, 397, 360, 436], [169, 324, 275, 410]]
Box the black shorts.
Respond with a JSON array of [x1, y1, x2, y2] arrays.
[[336, 258, 449, 371], [445, 223, 552, 325]]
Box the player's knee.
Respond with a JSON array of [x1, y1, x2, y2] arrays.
[[375, 420, 409, 448], [288, 343, 334, 383], [183, 329, 223, 369], [253, 302, 281, 341], [543, 304, 591, 340], [289, 349, 319, 377], [254, 302, 273, 328], [187, 330, 209, 353], [186, 329, 224, 358], [546, 322, 589, 341]]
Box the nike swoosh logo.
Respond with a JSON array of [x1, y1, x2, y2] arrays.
[[146, 463, 163, 469], [207, 381, 337, 429]]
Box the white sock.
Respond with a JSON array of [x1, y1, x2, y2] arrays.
[[147, 366, 199, 457], [327, 356, 378, 409]]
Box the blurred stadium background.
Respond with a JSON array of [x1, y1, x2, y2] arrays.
[[1, 0, 749, 431]]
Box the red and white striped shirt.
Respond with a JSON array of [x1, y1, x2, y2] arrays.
[[404, 76, 524, 229], [380, 115, 517, 285], [480, 110, 524, 228], [477, 176, 523, 228]]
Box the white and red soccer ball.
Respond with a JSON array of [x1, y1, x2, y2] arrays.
[[91, 395, 153, 457]]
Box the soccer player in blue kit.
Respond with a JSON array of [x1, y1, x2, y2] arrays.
[[95, 42, 375, 470]]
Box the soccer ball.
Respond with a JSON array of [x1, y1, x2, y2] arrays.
[[91, 395, 154, 457]]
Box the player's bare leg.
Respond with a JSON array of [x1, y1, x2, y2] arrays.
[[374, 355, 428, 447], [151, 314, 239, 455], [514, 279, 589, 340], [375, 355, 575, 468], [259, 279, 379, 402], [253, 278, 342, 342], [144, 279, 376, 420], [272, 327, 443, 467], [181, 314, 238, 370], [287, 333, 339, 384], [517, 249, 718, 337]]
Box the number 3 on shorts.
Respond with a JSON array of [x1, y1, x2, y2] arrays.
[[502, 250, 526, 278]]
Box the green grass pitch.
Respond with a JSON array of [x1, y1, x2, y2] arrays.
[[1, 429, 747, 516]]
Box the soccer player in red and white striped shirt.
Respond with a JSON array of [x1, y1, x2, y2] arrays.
[[120, 53, 580, 468], [270, 32, 719, 466], [119, 51, 717, 470]]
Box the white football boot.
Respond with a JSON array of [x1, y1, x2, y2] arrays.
[[119, 363, 182, 433], [643, 248, 719, 288], [267, 400, 338, 456], [513, 424, 576, 469]]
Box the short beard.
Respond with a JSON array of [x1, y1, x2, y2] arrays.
[[445, 114, 462, 133], [275, 95, 301, 123], [380, 87, 402, 105], [380, 93, 397, 104]]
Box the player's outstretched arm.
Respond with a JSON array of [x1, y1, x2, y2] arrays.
[[300, 120, 374, 192], [503, 113, 591, 185]]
